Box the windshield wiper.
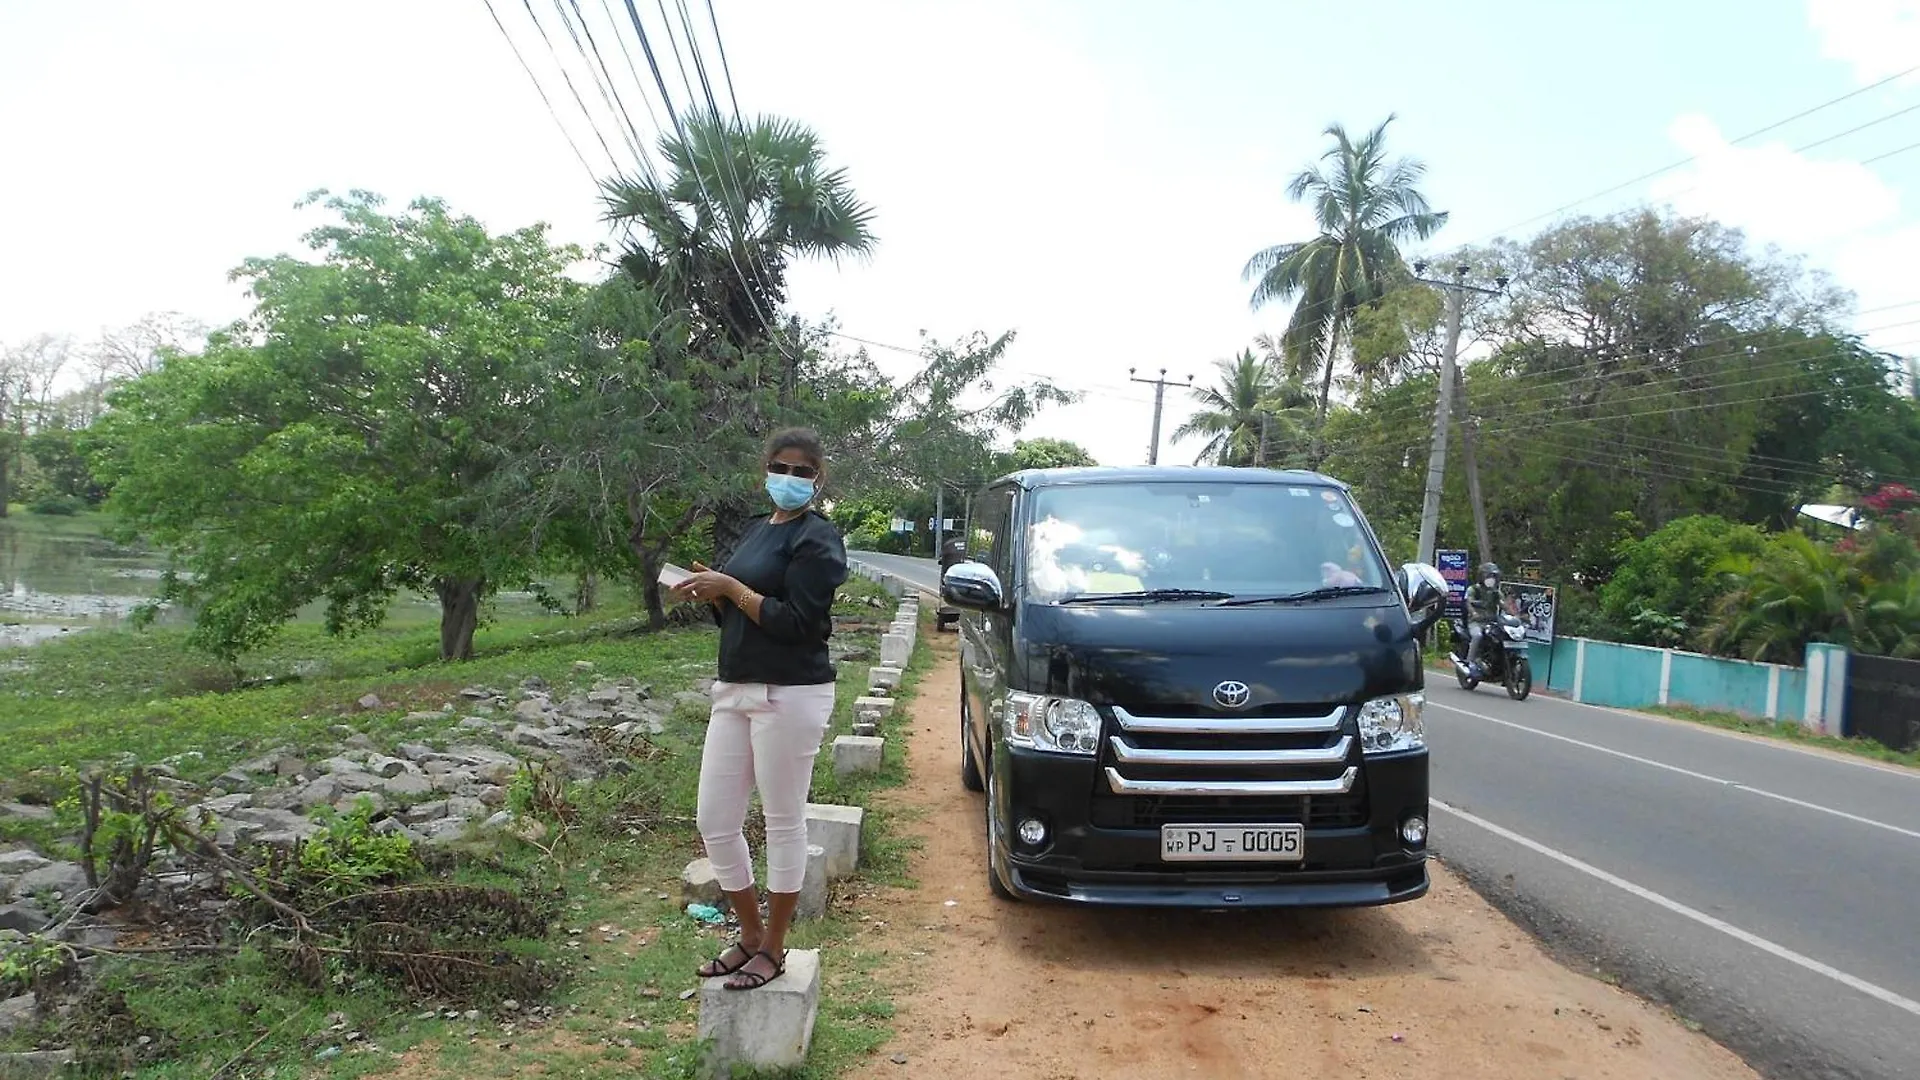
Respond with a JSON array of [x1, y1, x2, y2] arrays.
[[1212, 585, 1390, 607], [1058, 588, 1235, 605]]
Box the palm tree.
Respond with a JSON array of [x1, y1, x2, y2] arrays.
[[601, 110, 877, 564], [1173, 350, 1316, 467], [1243, 115, 1447, 460], [602, 110, 877, 354]]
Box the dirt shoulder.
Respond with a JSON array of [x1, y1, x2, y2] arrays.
[[844, 634, 1759, 1080]]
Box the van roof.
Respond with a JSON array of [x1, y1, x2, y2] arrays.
[[998, 465, 1352, 491]]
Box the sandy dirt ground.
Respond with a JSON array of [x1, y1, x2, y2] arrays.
[[843, 634, 1761, 1080]]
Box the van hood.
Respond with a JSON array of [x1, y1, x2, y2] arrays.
[[1015, 597, 1423, 708]]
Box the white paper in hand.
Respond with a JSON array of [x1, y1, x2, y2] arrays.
[[658, 563, 694, 589]]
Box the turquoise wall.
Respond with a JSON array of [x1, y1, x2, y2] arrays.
[[1534, 637, 1805, 721]]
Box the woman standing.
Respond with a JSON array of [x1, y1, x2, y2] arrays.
[[669, 428, 849, 991]]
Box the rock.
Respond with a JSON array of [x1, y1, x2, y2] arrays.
[[521, 676, 549, 693], [197, 793, 254, 816], [474, 785, 509, 809], [333, 792, 388, 818], [319, 755, 366, 776], [16, 862, 88, 901], [417, 818, 470, 846], [276, 757, 309, 780], [0, 851, 51, 876], [380, 773, 435, 802], [680, 859, 726, 909], [514, 698, 550, 722], [481, 811, 514, 831], [400, 800, 449, 825], [0, 902, 48, 933], [0, 1049, 74, 1077], [571, 661, 595, 673], [397, 742, 437, 763], [587, 688, 622, 705], [0, 993, 38, 1035], [367, 755, 411, 779], [510, 725, 576, 752], [673, 690, 710, 711], [295, 776, 343, 810], [0, 803, 53, 824], [357, 694, 384, 711], [333, 770, 381, 794], [235, 746, 295, 774], [456, 717, 493, 731], [460, 686, 493, 699]]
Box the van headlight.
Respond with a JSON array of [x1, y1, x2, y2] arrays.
[[1357, 693, 1425, 754], [1004, 692, 1101, 755]]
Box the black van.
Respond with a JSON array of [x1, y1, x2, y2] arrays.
[[940, 466, 1448, 909]]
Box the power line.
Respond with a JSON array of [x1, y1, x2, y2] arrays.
[[482, 0, 602, 185], [1464, 61, 1920, 245], [516, 0, 626, 173]]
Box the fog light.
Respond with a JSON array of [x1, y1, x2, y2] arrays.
[[1400, 815, 1428, 846], [1017, 818, 1048, 846]]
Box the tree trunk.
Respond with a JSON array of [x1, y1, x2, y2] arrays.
[[1308, 319, 1343, 469], [574, 568, 598, 614], [435, 576, 484, 661], [709, 494, 757, 570]]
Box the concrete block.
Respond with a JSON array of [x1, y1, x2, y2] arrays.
[[697, 949, 822, 1076], [853, 696, 894, 724], [851, 720, 878, 738], [882, 576, 905, 597], [796, 844, 828, 920], [832, 735, 884, 778], [681, 858, 728, 911], [880, 633, 910, 668], [804, 803, 865, 880], [868, 665, 903, 691]]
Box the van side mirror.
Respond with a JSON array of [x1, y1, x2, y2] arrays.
[[942, 560, 1005, 612], [1400, 562, 1448, 636]]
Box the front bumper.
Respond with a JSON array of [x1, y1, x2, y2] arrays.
[[991, 743, 1430, 909]]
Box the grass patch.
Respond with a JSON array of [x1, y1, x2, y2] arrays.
[[7, 575, 929, 1078], [1649, 705, 1920, 769]]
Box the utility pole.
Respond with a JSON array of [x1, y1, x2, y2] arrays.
[[1129, 367, 1192, 465], [1413, 263, 1506, 567]]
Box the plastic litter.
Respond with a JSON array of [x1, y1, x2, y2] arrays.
[[685, 902, 725, 925]]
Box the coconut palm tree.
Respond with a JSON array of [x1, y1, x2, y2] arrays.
[[1173, 350, 1316, 467], [1243, 116, 1447, 460]]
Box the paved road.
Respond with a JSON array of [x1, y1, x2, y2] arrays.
[[852, 551, 1920, 1080]]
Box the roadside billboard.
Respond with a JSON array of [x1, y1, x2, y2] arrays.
[[1437, 549, 1471, 620], [1502, 581, 1558, 646]]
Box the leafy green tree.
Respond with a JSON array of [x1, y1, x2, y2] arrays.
[[93, 191, 583, 661], [25, 426, 105, 504], [1598, 515, 1769, 646], [1005, 437, 1096, 471], [1243, 115, 1448, 448], [1705, 532, 1864, 663]]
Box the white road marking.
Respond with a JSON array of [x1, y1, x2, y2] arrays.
[[1538, 693, 1920, 781], [1431, 700, 1920, 842], [1432, 798, 1920, 1019]]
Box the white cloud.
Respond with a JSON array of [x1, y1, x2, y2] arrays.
[[1650, 113, 1900, 249], [1807, 0, 1920, 85]]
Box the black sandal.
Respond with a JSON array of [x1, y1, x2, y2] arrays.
[[723, 949, 787, 991], [696, 942, 757, 978]]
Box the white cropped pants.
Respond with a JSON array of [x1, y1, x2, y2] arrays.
[[695, 680, 837, 894]]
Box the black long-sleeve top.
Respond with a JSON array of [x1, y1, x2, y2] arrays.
[[713, 511, 850, 685]]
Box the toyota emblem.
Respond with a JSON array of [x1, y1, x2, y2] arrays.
[[1212, 681, 1252, 709]]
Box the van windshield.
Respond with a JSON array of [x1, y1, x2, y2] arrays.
[[1023, 481, 1391, 604]]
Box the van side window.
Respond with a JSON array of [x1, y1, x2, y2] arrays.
[[971, 486, 1015, 582]]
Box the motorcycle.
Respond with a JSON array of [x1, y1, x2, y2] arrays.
[[1449, 611, 1533, 700]]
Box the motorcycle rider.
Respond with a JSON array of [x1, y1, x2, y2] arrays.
[[1464, 562, 1508, 678]]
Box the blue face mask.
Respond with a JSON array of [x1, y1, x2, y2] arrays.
[[766, 473, 816, 512]]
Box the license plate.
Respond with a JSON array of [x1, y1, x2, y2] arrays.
[[1161, 824, 1304, 862]]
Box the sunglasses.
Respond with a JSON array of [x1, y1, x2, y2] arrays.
[[766, 461, 820, 480]]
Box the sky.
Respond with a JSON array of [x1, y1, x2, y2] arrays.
[[3, 0, 1918, 470]]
